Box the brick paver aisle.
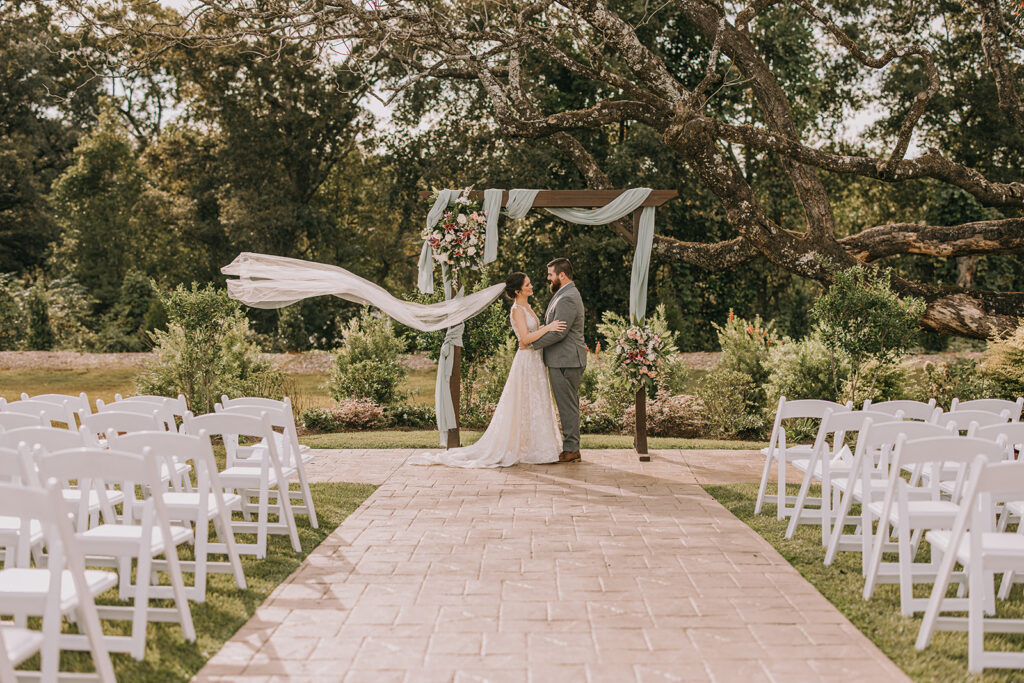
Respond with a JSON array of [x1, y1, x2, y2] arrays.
[[196, 449, 908, 682]]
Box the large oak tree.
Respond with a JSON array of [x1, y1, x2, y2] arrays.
[[86, 0, 1024, 338]]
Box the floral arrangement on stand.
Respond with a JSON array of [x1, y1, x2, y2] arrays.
[[613, 321, 665, 392], [423, 188, 488, 289]]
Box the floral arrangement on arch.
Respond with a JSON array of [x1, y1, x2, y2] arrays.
[[615, 322, 665, 390], [597, 305, 679, 392], [423, 188, 488, 285]]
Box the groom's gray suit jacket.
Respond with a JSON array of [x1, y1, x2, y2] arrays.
[[531, 281, 587, 368]]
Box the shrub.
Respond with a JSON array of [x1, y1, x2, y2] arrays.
[[842, 360, 910, 406], [24, 284, 55, 351], [470, 338, 517, 406], [658, 353, 690, 395], [813, 265, 926, 401], [623, 390, 708, 438], [983, 320, 1024, 399], [580, 397, 622, 435], [697, 367, 765, 438], [0, 274, 23, 350], [764, 331, 849, 406], [920, 358, 998, 409], [300, 399, 386, 432], [714, 310, 781, 389], [99, 270, 161, 352], [329, 308, 407, 406], [136, 283, 284, 414], [459, 400, 496, 430], [384, 402, 437, 429], [594, 360, 637, 420]]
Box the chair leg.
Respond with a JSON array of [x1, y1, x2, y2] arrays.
[[255, 485, 269, 560], [131, 552, 152, 660], [777, 455, 788, 521], [785, 464, 815, 538], [213, 506, 247, 590], [755, 450, 774, 515], [864, 516, 889, 600], [276, 480, 302, 552], [897, 516, 915, 616], [968, 559, 985, 673], [295, 464, 318, 529], [193, 516, 209, 603]]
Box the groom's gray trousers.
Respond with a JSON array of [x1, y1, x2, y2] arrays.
[[548, 367, 585, 452]]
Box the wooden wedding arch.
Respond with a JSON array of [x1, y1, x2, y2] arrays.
[[418, 188, 680, 460]]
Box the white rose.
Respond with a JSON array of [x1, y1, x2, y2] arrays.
[[467, 247, 476, 255], [445, 233, 455, 242], [457, 214, 467, 225]]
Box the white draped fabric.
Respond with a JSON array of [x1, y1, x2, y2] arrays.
[[221, 253, 503, 331]]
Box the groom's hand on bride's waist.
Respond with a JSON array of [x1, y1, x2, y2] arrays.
[[519, 341, 531, 350]]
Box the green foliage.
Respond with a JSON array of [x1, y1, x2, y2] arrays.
[[919, 359, 997, 409], [697, 367, 765, 438], [470, 338, 517, 406], [0, 274, 23, 350], [328, 309, 407, 406], [24, 284, 54, 351], [764, 331, 849, 405], [983, 320, 1024, 399], [623, 390, 708, 438], [841, 361, 910, 407], [99, 270, 162, 352], [813, 266, 926, 402], [136, 283, 284, 414], [658, 353, 690, 395], [384, 402, 436, 429], [714, 310, 781, 387]]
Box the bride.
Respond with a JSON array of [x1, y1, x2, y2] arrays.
[[408, 272, 566, 468]]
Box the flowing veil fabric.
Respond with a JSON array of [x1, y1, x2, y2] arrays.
[[221, 252, 504, 332], [408, 303, 561, 468]]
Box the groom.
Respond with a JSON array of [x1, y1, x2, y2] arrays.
[[524, 257, 586, 463]]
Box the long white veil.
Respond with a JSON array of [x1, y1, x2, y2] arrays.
[[222, 252, 504, 332]]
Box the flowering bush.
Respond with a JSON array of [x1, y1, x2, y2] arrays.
[[385, 402, 437, 429], [580, 397, 623, 435], [300, 399, 386, 432], [422, 188, 487, 287], [919, 358, 998, 408], [623, 390, 709, 438]]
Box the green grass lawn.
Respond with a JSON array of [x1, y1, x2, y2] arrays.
[[300, 430, 763, 450], [26, 482, 376, 682], [705, 482, 1024, 682]]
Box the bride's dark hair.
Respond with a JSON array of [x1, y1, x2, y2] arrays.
[[504, 272, 528, 300]]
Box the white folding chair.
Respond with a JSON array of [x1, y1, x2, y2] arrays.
[[183, 411, 301, 557], [1, 623, 45, 683], [785, 409, 894, 544], [863, 435, 1005, 615], [755, 397, 852, 520], [218, 395, 315, 463], [0, 413, 42, 431], [37, 449, 196, 660], [95, 398, 175, 432], [78, 409, 164, 445], [0, 480, 116, 682], [0, 446, 43, 569], [916, 456, 1024, 672], [110, 430, 247, 600], [20, 392, 91, 423], [1, 401, 71, 430], [114, 393, 189, 421], [825, 419, 953, 572], [934, 408, 1011, 431], [2, 426, 87, 454], [216, 399, 318, 529], [951, 397, 1023, 422], [863, 398, 938, 421]]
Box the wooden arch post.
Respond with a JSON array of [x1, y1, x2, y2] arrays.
[[419, 189, 679, 459]]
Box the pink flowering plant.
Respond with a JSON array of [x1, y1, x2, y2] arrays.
[[423, 188, 487, 287]]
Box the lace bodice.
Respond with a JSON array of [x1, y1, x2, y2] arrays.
[[510, 302, 540, 340]]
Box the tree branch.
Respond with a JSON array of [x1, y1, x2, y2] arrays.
[[707, 119, 1024, 207], [841, 217, 1024, 261]]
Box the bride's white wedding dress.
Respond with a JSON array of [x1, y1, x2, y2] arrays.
[[408, 303, 561, 468]]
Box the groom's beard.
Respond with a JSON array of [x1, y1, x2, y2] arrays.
[[549, 280, 561, 294]]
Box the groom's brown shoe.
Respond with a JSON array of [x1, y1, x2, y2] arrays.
[[558, 450, 582, 463]]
